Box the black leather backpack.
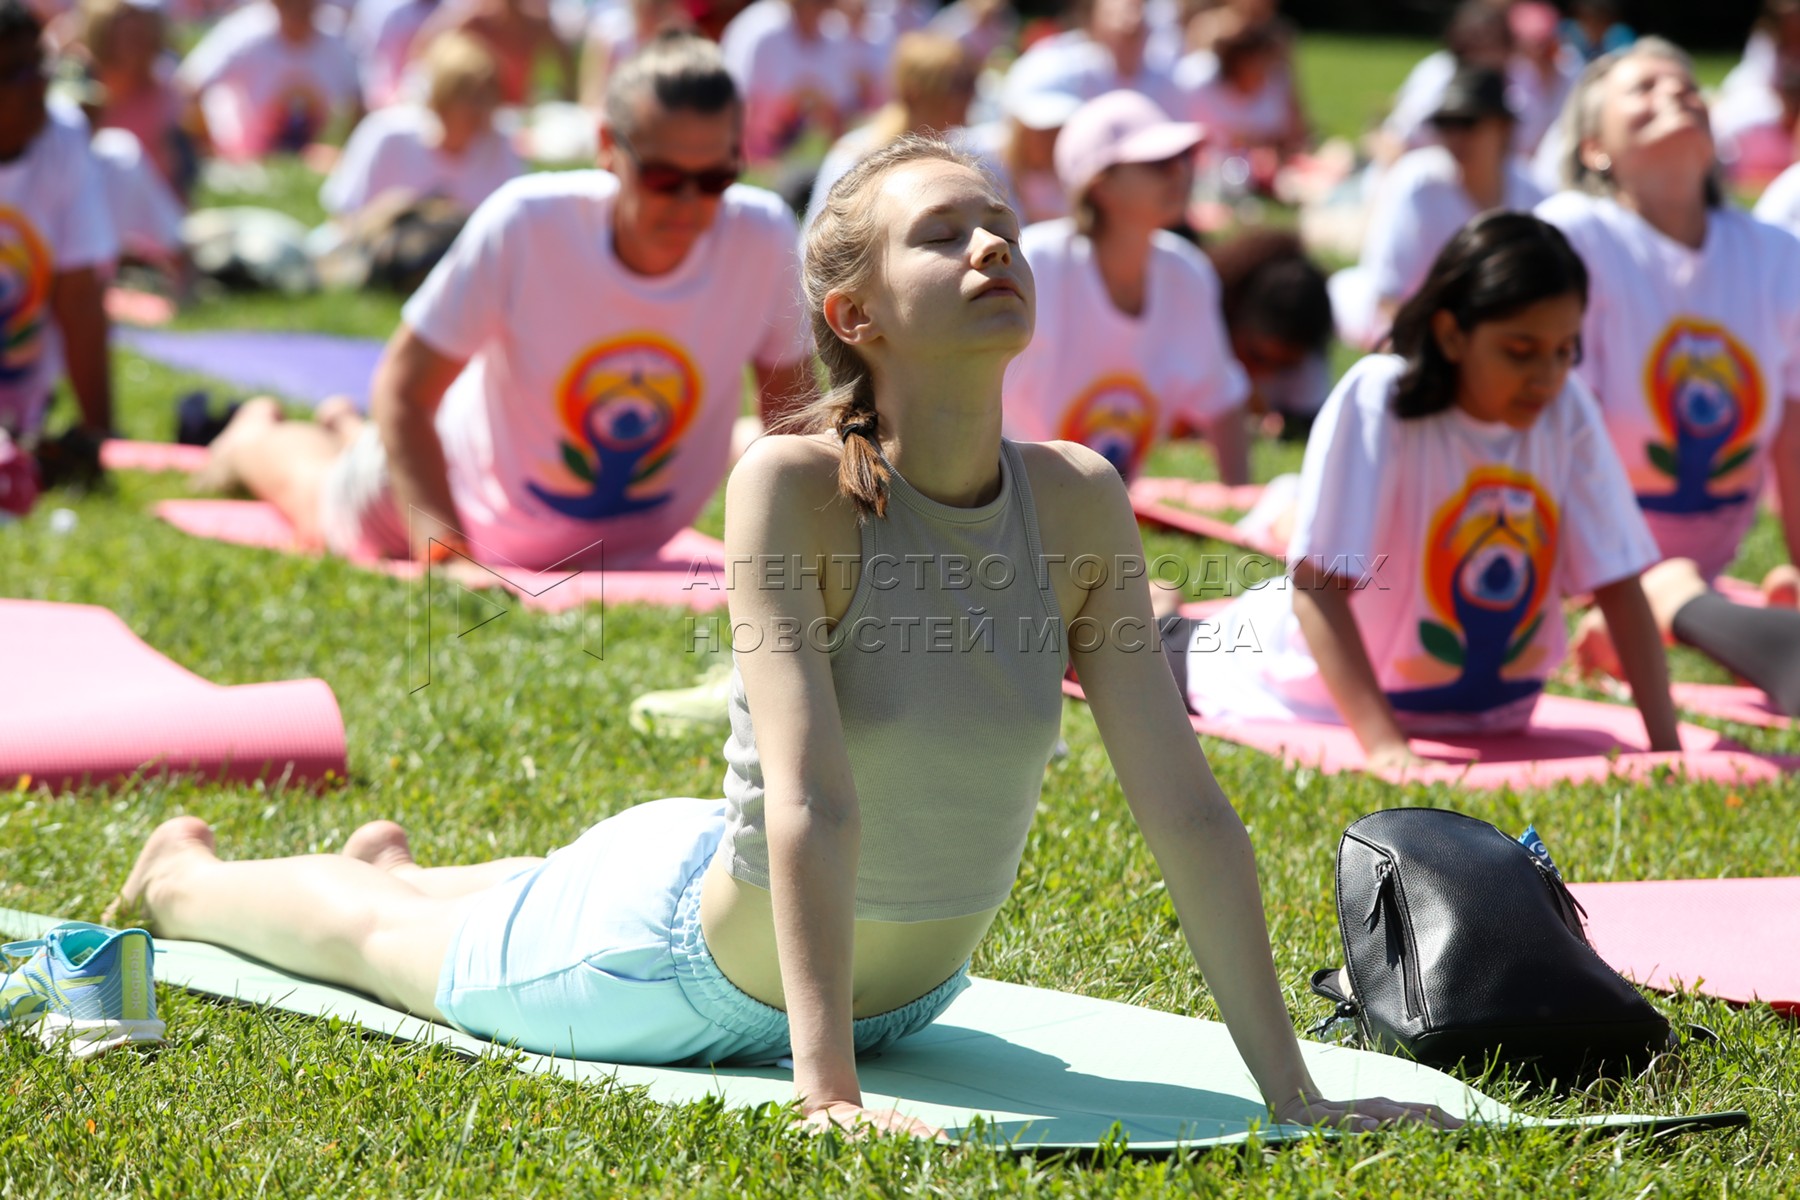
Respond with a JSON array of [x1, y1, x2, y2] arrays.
[[1310, 807, 1673, 1082]]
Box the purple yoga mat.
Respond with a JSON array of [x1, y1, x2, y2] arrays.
[[117, 329, 387, 410]]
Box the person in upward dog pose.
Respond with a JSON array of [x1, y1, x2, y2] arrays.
[[110, 135, 1454, 1139]]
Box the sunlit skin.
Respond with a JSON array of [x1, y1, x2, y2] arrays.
[[1583, 53, 1714, 195], [432, 82, 500, 156], [1089, 153, 1193, 234], [1430, 292, 1586, 431], [597, 99, 741, 277], [828, 159, 1034, 370]]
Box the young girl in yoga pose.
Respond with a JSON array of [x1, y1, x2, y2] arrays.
[[1166, 212, 1680, 772], [1537, 39, 1800, 717], [111, 137, 1448, 1139]]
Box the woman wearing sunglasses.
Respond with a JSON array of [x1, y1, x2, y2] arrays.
[[191, 32, 817, 573]]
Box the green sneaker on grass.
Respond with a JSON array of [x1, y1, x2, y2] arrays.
[[0, 922, 164, 1058], [629, 661, 735, 737]]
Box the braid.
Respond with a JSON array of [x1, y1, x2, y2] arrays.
[[834, 381, 891, 520]]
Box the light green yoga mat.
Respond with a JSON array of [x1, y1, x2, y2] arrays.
[[0, 909, 1744, 1150]]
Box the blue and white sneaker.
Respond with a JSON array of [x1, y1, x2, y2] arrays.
[[0, 922, 165, 1058]]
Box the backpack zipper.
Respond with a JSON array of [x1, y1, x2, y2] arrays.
[[1529, 855, 1590, 942], [1365, 855, 1424, 1020]]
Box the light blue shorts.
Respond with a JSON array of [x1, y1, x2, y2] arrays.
[[434, 797, 970, 1066]]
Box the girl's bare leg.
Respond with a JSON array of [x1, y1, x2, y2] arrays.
[[110, 817, 467, 1019], [1573, 558, 1708, 679], [341, 820, 544, 900], [189, 397, 348, 548]]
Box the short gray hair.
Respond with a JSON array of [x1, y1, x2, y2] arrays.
[[603, 30, 740, 141], [1559, 36, 1723, 207]]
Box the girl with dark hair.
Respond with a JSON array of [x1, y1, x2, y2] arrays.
[[1539, 40, 1800, 717], [1168, 211, 1680, 771], [111, 136, 1452, 1139]]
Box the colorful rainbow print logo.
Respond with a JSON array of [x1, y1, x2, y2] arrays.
[[527, 333, 701, 521], [0, 208, 51, 384], [1389, 466, 1558, 716], [1639, 317, 1764, 515], [1056, 374, 1158, 479]]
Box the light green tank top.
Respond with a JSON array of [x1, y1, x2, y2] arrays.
[[718, 439, 1070, 921]]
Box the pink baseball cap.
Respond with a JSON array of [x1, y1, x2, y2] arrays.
[[1053, 90, 1204, 200]]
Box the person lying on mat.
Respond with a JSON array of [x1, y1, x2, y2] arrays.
[[1000, 90, 1253, 488], [194, 32, 814, 572], [1537, 40, 1800, 718], [0, 0, 117, 456], [110, 135, 1455, 1140], [1162, 212, 1681, 774]]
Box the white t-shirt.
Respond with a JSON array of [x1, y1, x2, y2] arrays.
[[1002, 219, 1248, 481], [179, 3, 362, 160], [90, 128, 186, 263], [401, 171, 811, 569], [321, 105, 522, 217], [1537, 191, 1800, 577], [355, 0, 435, 108], [1382, 50, 1558, 157], [720, 0, 865, 164], [1171, 51, 1296, 154], [1184, 354, 1658, 734], [1007, 31, 1186, 120], [1753, 160, 1800, 233], [0, 106, 118, 440], [1363, 145, 1546, 307]]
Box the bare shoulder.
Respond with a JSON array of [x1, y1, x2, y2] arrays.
[[726, 433, 857, 542], [1014, 439, 1133, 520]]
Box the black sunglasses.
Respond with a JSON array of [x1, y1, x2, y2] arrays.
[[614, 131, 740, 197]]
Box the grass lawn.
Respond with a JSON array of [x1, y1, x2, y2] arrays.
[[4, 31, 1799, 1199]]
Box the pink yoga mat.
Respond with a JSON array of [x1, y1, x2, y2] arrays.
[[1670, 682, 1790, 729], [1062, 680, 1788, 788], [0, 599, 346, 790], [1128, 478, 1284, 557], [101, 440, 211, 473], [1570, 878, 1800, 1015], [153, 499, 730, 614]]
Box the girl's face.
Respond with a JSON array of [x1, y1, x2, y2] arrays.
[[1432, 292, 1585, 430], [838, 159, 1033, 362], [1587, 54, 1712, 184], [1089, 154, 1192, 233]]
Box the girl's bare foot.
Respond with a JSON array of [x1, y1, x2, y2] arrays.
[[1762, 564, 1800, 609], [1571, 608, 1625, 681], [189, 397, 284, 493], [103, 816, 218, 930], [341, 820, 419, 876]]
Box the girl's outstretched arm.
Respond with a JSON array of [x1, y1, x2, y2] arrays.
[[1056, 449, 1455, 1130], [723, 440, 867, 1126], [1288, 559, 1418, 771], [1591, 575, 1680, 752]]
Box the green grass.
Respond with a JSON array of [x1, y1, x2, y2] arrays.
[[5, 31, 1800, 1199]]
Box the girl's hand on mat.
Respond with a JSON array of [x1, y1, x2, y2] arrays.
[[1367, 741, 1427, 776], [1274, 1092, 1464, 1133], [799, 1101, 944, 1141]]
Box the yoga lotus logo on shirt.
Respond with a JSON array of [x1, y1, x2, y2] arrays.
[[529, 333, 701, 520], [1389, 467, 1558, 715], [1640, 318, 1764, 515], [268, 80, 328, 152], [0, 208, 50, 384], [1058, 375, 1157, 480]]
